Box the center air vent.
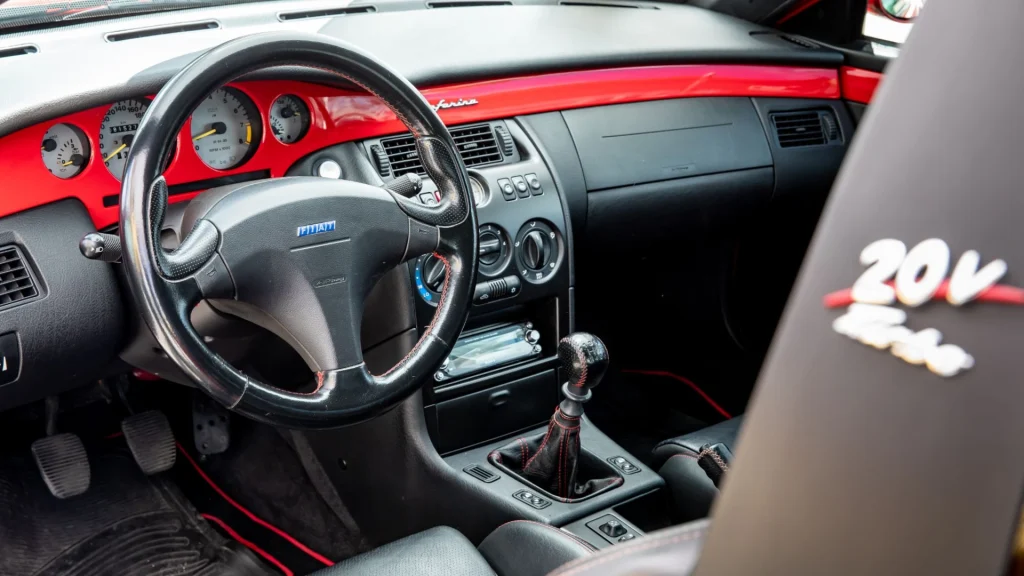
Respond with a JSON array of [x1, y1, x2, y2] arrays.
[[380, 124, 504, 177], [770, 110, 840, 148], [0, 246, 38, 310]]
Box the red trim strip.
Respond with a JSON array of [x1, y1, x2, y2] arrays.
[[175, 442, 335, 567], [840, 66, 884, 104], [775, 0, 822, 24], [201, 513, 295, 576], [0, 64, 840, 228], [823, 280, 1024, 309], [621, 370, 732, 419]]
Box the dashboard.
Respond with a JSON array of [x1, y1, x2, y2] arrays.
[[0, 0, 880, 411]]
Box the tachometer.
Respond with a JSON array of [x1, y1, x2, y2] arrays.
[[190, 87, 262, 170], [41, 123, 89, 179], [269, 95, 310, 144], [99, 98, 148, 181]]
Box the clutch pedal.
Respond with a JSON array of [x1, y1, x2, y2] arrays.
[[122, 411, 177, 475], [31, 433, 91, 499]]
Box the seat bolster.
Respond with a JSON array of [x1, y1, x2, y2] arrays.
[[311, 526, 494, 576], [546, 519, 710, 576], [479, 520, 595, 576]]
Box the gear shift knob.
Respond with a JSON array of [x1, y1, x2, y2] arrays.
[[558, 332, 609, 404]]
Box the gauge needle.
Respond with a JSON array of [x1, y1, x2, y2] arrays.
[[193, 128, 218, 141], [102, 143, 127, 163], [193, 121, 228, 141]]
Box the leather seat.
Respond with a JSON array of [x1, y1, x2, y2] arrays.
[[652, 416, 744, 522], [309, 518, 710, 576]]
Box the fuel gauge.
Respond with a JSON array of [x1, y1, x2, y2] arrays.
[[41, 123, 90, 179], [269, 95, 310, 144]]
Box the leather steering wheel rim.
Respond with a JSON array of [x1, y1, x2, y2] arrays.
[[119, 32, 478, 429]]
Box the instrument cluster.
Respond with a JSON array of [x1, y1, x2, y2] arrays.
[[39, 87, 313, 181]]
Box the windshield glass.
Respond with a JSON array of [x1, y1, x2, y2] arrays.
[[0, 0, 289, 32]]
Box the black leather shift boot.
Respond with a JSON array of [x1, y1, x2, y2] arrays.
[[488, 408, 622, 502]]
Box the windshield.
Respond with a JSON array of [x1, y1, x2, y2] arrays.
[[863, 0, 926, 53], [0, 0, 294, 32]]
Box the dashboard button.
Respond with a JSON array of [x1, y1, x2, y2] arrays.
[[525, 173, 543, 195], [497, 178, 516, 201], [0, 332, 21, 386], [511, 176, 530, 198]]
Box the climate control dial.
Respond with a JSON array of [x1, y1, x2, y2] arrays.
[[478, 223, 511, 276], [514, 220, 561, 284]]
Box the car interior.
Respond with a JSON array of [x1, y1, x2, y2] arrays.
[[3, 0, 982, 574]]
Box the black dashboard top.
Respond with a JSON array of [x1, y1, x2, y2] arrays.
[[0, 1, 841, 137]]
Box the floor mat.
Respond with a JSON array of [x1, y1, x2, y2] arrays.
[[0, 446, 274, 576], [170, 418, 361, 575]]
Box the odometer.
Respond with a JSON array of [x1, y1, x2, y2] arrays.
[[190, 87, 262, 170], [99, 98, 148, 181]]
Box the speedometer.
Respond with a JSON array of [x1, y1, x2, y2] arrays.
[[190, 87, 262, 170], [99, 98, 148, 181]]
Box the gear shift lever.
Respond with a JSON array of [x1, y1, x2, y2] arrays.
[[488, 333, 621, 501], [557, 332, 609, 416]]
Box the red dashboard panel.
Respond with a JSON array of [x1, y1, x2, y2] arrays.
[[840, 66, 883, 104], [0, 64, 840, 228]]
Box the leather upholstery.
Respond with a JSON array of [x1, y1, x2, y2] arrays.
[[653, 416, 743, 521], [546, 519, 710, 576], [489, 407, 622, 502], [479, 520, 594, 576], [310, 527, 495, 576]]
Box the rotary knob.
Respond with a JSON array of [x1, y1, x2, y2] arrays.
[[422, 255, 446, 291], [521, 230, 549, 270]]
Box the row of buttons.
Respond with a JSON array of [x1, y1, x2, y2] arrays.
[[498, 174, 543, 201], [607, 456, 641, 475], [513, 489, 551, 509]]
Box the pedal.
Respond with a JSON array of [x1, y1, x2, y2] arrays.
[[122, 411, 176, 475], [31, 433, 90, 499], [193, 393, 230, 456]]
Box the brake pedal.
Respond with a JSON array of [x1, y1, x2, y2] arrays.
[[122, 411, 177, 475], [31, 433, 91, 499]]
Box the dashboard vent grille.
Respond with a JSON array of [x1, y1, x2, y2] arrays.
[[427, 1, 511, 7], [380, 124, 503, 176], [771, 111, 837, 148], [559, 1, 656, 8], [779, 34, 819, 49], [0, 45, 38, 60], [463, 465, 499, 483], [0, 246, 37, 309], [278, 6, 376, 20], [106, 21, 219, 42]]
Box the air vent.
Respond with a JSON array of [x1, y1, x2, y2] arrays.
[[559, 1, 656, 8], [779, 34, 819, 49], [380, 124, 504, 177], [463, 465, 499, 483], [0, 246, 38, 310], [278, 6, 376, 20], [771, 111, 840, 148], [427, 0, 511, 6], [0, 45, 38, 60], [106, 20, 219, 42]]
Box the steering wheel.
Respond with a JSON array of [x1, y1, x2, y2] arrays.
[[119, 32, 478, 429]]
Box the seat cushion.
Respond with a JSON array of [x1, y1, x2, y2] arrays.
[[310, 526, 495, 576], [652, 416, 744, 521], [479, 520, 595, 576]]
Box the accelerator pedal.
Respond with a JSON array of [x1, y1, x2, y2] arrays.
[[122, 411, 177, 475], [31, 433, 91, 499]]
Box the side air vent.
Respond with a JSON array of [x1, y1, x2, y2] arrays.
[[0, 246, 38, 310], [770, 110, 841, 148], [428, 0, 511, 6], [380, 124, 503, 177], [106, 20, 219, 42], [278, 6, 376, 20], [0, 45, 38, 60], [463, 465, 499, 483]]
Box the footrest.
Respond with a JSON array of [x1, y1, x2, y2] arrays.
[[31, 433, 91, 499], [122, 411, 177, 475]]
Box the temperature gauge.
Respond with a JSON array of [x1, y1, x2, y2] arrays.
[[269, 94, 310, 144], [41, 123, 90, 179]]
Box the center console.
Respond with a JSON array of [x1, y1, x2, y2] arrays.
[[362, 118, 664, 548]]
